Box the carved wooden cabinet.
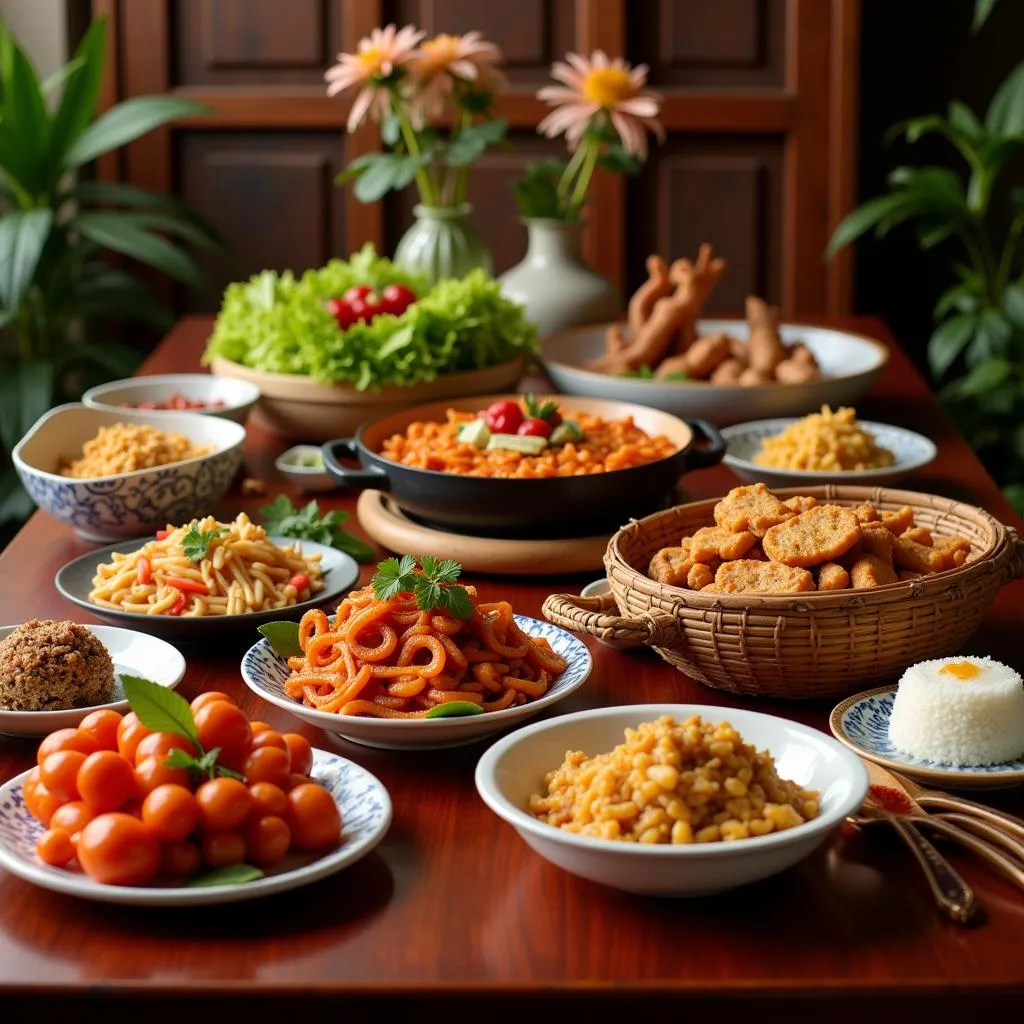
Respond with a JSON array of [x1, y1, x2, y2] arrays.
[[93, 0, 859, 315]]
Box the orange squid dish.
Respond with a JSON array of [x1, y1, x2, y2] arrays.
[[285, 583, 568, 718]]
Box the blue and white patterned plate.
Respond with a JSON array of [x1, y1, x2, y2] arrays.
[[830, 686, 1024, 790], [0, 748, 391, 905], [241, 615, 593, 750], [721, 418, 937, 488]]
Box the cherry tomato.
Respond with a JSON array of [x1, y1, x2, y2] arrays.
[[347, 294, 383, 323], [142, 784, 200, 842], [343, 284, 372, 304], [50, 800, 97, 838], [36, 728, 100, 766], [517, 417, 553, 438], [39, 750, 87, 803], [77, 813, 160, 886], [161, 840, 202, 877], [195, 701, 252, 766], [23, 768, 64, 827], [249, 721, 273, 738], [282, 734, 313, 777], [242, 746, 291, 788], [133, 731, 196, 767], [325, 297, 356, 331], [116, 712, 152, 763], [77, 750, 137, 812], [195, 777, 252, 831], [249, 781, 287, 818], [286, 784, 342, 852], [201, 830, 246, 868], [78, 709, 123, 751], [483, 399, 523, 434], [285, 772, 314, 791], [379, 283, 416, 316], [249, 729, 287, 753], [244, 815, 290, 867], [36, 827, 76, 867], [190, 691, 236, 713], [135, 755, 191, 796]]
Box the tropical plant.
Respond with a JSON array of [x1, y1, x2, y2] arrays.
[[828, 0, 1024, 510], [0, 15, 223, 526]]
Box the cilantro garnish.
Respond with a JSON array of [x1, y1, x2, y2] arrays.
[[524, 394, 560, 422], [259, 495, 375, 563], [371, 555, 473, 619], [181, 524, 227, 562]]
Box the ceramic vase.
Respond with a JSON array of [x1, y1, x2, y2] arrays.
[[498, 218, 622, 339], [394, 203, 492, 285]]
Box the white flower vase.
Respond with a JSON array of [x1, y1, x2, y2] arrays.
[[498, 218, 622, 339], [394, 203, 493, 285]]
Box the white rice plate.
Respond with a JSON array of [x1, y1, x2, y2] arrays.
[[888, 656, 1024, 766]]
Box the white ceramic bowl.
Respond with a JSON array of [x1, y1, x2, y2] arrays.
[[82, 373, 260, 424], [274, 445, 338, 494], [540, 321, 889, 427], [0, 623, 185, 737], [721, 418, 938, 487], [475, 704, 868, 896], [241, 616, 593, 750], [13, 404, 245, 542]]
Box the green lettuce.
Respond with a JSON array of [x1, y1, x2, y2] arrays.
[[202, 245, 537, 390]]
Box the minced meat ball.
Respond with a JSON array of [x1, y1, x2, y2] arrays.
[[0, 620, 115, 712]]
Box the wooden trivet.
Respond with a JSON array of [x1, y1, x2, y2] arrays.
[[356, 490, 610, 575]]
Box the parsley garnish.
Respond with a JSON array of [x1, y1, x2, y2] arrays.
[[524, 393, 560, 422], [371, 555, 473, 619], [259, 495, 375, 563], [181, 525, 227, 562]]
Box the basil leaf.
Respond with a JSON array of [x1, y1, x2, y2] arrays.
[[185, 864, 265, 887], [163, 748, 199, 771], [424, 701, 485, 718], [122, 675, 200, 749], [257, 621, 302, 658]]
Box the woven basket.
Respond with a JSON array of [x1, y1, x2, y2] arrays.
[[543, 485, 1024, 699]]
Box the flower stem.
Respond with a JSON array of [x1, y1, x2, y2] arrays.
[[557, 143, 589, 205], [996, 213, 1024, 297], [453, 109, 474, 206], [566, 138, 600, 217], [393, 100, 438, 207]]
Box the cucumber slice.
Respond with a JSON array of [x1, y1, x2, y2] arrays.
[[486, 433, 549, 454], [456, 419, 491, 448]]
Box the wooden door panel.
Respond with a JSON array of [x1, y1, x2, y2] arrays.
[[631, 0, 786, 88], [175, 0, 343, 86], [627, 139, 783, 314], [177, 131, 347, 311]]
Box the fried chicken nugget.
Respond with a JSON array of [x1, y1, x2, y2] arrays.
[[850, 554, 898, 589], [761, 505, 862, 568], [706, 559, 815, 595], [689, 525, 757, 563], [713, 483, 795, 537], [687, 563, 716, 590], [933, 535, 972, 569], [817, 562, 850, 591], [649, 541, 695, 586], [783, 495, 818, 513], [893, 535, 945, 574], [859, 521, 895, 565], [881, 506, 915, 535], [902, 526, 933, 546], [854, 505, 880, 524]]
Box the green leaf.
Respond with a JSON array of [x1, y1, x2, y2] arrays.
[[966, 309, 1013, 367], [956, 357, 1013, 396], [70, 211, 207, 290], [257, 621, 303, 659], [46, 16, 106, 180], [329, 529, 376, 564], [0, 465, 34, 527], [121, 674, 201, 750], [381, 112, 402, 147], [372, 554, 418, 600], [985, 60, 1024, 137], [973, 0, 999, 32], [0, 358, 54, 454], [185, 864, 265, 887], [597, 144, 641, 176], [826, 193, 925, 257], [1004, 282, 1024, 328], [70, 340, 145, 378], [513, 159, 568, 220], [0, 22, 50, 195], [929, 314, 977, 378], [1003, 483, 1024, 516], [65, 95, 211, 168], [182, 524, 226, 561], [439, 584, 473, 621], [934, 281, 982, 320], [445, 119, 507, 166], [162, 748, 197, 771], [424, 701, 485, 718], [948, 101, 984, 142], [40, 56, 85, 97], [0, 209, 54, 313], [351, 153, 423, 203]]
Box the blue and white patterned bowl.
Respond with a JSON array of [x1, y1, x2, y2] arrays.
[[830, 686, 1024, 790], [241, 615, 593, 750], [0, 748, 391, 905], [721, 418, 937, 488], [13, 404, 246, 542]]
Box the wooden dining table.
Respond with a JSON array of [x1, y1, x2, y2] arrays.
[[2, 315, 1023, 1023]]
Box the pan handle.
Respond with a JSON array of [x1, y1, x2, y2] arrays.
[[684, 419, 726, 470], [321, 439, 390, 491], [542, 591, 678, 647]]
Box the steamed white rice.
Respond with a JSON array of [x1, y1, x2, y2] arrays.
[[888, 656, 1024, 766]]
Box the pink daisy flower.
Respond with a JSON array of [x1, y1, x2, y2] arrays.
[[409, 31, 504, 119]]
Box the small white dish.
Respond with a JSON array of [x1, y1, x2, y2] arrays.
[[0, 748, 391, 905], [275, 445, 338, 494], [0, 624, 185, 737], [475, 703, 868, 897], [241, 616, 592, 750], [830, 687, 1024, 791], [720, 418, 937, 487], [13, 404, 246, 542], [579, 578, 640, 650], [82, 373, 259, 424]]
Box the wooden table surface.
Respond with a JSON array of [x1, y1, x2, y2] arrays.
[[2, 316, 1023, 1022]]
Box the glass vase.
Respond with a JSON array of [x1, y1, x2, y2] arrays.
[[393, 203, 492, 285]]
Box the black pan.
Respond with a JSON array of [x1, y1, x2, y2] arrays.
[[321, 394, 725, 539]]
